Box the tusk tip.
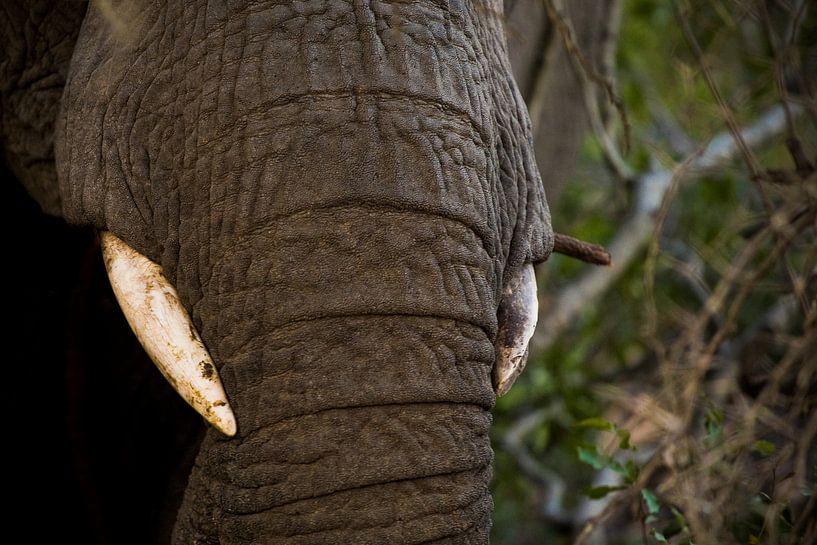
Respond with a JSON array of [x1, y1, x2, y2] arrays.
[[494, 380, 511, 397], [493, 360, 522, 397], [209, 404, 237, 436]]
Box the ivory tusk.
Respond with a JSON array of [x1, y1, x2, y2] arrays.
[[100, 232, 237, 436], [493, 263, 538, 396]]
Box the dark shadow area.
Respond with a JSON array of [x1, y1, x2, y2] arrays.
[[2, 163, 204, 544]]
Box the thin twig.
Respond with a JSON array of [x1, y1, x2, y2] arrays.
[[600, 0, 624, 136], [757, 1, 814, 316], [761, 1, 798, 141], [674, 0, 766, 179], [553, 232, 612, 266]]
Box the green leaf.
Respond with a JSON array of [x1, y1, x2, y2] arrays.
[[607, 457, 625, 474], [577, 445, 641, 483], [651, 529, 669, 543], [583, 484, 629, 499], [576, 417, 616, 431], [621, 459, 641, 483], [642, 488, 662, 514], [577, 445, 609, 470], [704, 408, 724, 446], [617, 428, 633, 450], [751, 440, 776, 456], [671, 507, 690, 531]]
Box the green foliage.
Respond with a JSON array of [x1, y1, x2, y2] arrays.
[[577, 444, 640, 483], [750, 440, 775, 457], [582, 484, 628, 499], [642, 488, 661, 515], [704, 406, 724, 447], [577, 417, 634, 450], [641, 491, 698, 544]]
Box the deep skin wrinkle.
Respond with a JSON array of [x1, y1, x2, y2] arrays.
[[3, 0, 553, 542]]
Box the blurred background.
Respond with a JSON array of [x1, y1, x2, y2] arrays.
[[4, 0, 815, 543], [493, 1, 816, 543]]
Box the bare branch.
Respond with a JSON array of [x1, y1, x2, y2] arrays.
[[553, 232, 612, 266]]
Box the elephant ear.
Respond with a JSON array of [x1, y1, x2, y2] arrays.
[[0, 2, 87, 218]]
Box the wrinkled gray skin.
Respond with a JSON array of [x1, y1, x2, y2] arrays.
[[1, 0, 552, 542]]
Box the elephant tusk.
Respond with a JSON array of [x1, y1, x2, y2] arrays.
[[493, 263, 538, 396], [100, 232, 237, 436]]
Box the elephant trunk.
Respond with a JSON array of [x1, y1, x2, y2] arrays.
[[172, 208, 500, 543], [175, 316, 495, 543]]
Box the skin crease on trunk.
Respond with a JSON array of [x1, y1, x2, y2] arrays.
[[2, 0, 553, 542]]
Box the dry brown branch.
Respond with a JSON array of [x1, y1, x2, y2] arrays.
[[673, 3, 810, 322], [670, 207, 814, 425], [519, 107, 808, 540], [639, 126, 817, 541], [553, 232, 612, 266]]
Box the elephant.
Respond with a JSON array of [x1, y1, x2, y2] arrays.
[[2, 0, 553, 542]]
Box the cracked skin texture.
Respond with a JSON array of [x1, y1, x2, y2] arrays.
[[7, 0, 553, 542]]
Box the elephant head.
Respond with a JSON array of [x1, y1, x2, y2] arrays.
[[2, 0, 552, 541]]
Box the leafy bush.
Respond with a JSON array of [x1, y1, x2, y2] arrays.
[[493, 1, 816, 543]]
